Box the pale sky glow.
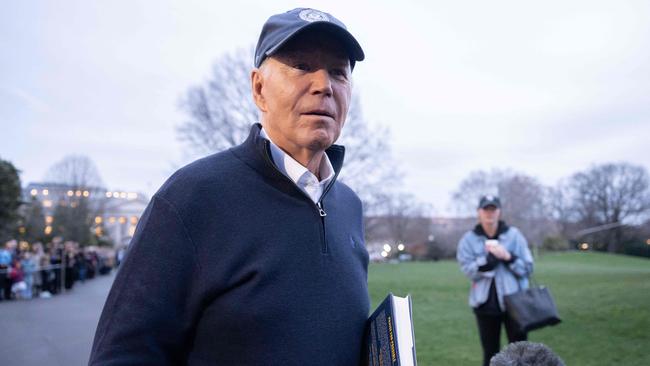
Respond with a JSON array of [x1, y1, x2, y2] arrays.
[[2, 0, 649, 215]]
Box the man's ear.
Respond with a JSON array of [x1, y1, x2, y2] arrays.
[[251, 68, 267, 113]]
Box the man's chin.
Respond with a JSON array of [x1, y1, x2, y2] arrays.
[[307, 138, 333, 152], [304, 131, 336, 151]]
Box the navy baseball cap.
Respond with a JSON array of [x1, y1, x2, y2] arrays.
[[478, 195, 501, 209], [254, 8, 365, 69]]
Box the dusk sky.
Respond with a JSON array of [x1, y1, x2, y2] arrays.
[[2, 0, 649, 215]]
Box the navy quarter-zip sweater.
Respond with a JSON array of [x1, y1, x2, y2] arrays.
[[89, 124, 370, 366]]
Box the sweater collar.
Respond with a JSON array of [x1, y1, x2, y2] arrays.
[[473, 220, 509, 239], [230, 123, 345, 193], [259, 127, 335, 185]]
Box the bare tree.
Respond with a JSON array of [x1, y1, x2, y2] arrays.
[[44, 155, 105, 246], [567, 162, 650, 252], [451, 169, 508, 215], [430, 217, 477, 259], [177, 47, 404, 214], [547, 179, 581, 240], [364, 192, 432, 249], [45, 154, 104, 190], [18, 196, 46, 244], [178, 48, 257, 156], [336, 98, 404, 213], [451, 169, 554, 247]]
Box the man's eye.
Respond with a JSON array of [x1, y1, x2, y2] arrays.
[[331, 69, 348, 79], [294, 63, 310, 71]]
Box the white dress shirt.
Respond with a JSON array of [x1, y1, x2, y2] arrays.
[[260, 128, 334, 204]]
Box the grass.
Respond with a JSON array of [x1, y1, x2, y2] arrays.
[[368, 252, 650, 366]]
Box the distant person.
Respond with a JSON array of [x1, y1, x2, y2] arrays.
[[9, 257, 25, 299], [63, 242, 76, 290], [49, 245, 62, 294], [21, 251, 37, 299], [457, 195, 534, 366], [89, 7, 370, 365], [0, 240, 16, 300], [490, 341, 565, 366], [39, 249, 54, 296], [31, 242, 44, 295], [115, 245, 126, 267], [76, 250, 88, 283]]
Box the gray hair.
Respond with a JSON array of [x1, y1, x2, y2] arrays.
[[490, 341, 565, 366]]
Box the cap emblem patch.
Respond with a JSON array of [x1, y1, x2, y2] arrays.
[[299, 9, 329, 22]]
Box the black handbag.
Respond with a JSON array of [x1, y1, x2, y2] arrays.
[[504, 279, 561, 333]]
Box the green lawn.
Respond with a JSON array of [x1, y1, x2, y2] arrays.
[[368, 252, 650, 366]]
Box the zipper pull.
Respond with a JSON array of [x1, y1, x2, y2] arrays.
[[317, 202, 327, 217]]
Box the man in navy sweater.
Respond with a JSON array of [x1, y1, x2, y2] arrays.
[[89, 8, 370, 366]]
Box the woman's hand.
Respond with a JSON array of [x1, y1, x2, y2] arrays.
[[485, 242, 512, 261]]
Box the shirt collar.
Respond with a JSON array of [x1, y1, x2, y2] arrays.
[[259, 128, 335, 186]]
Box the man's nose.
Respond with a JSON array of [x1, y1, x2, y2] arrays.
[[310, 69, 333, 97]]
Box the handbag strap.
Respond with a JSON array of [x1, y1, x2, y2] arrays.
[[514, 273, 536, 291]]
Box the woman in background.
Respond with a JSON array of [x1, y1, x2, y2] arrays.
[[457, 195, 534, 366]]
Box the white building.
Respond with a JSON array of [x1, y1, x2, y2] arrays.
[[23, 182, 148, 247], [101, 192, 149, 247]]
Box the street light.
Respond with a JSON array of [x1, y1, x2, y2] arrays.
[[397, 243, 405, 251], [383, 244, 392, 252]]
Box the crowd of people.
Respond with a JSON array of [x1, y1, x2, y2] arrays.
[[0, 238, 118, 301]]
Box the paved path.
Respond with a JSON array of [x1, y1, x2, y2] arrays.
[[0, 272, 114, 366]]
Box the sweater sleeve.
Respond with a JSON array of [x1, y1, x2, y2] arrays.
[[457, 234, 495, 281], [89, 195, 203, 365]]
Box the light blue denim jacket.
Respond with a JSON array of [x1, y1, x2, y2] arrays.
[[456, 225, 534, 310], [0, 249, 12, 266]]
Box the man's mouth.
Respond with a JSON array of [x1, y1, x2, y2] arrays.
[[303, 109, 334, 119]]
